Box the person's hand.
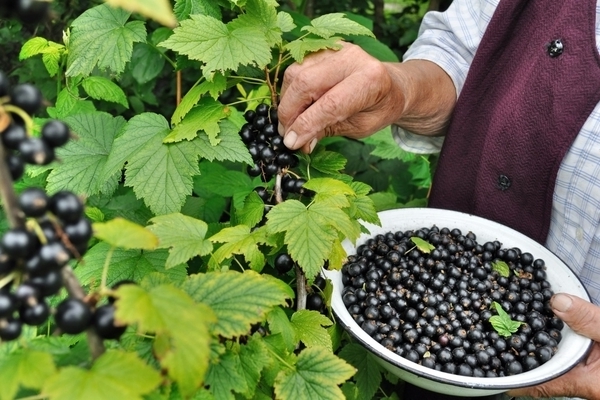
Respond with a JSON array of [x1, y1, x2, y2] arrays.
[[507, 294, 600, 399], [277, 41, 406, 153]]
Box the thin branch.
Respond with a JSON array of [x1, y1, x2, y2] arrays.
[[176, 71, 182, 106]]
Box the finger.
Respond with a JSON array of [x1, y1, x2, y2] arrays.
[[550, 293, 600, 342]]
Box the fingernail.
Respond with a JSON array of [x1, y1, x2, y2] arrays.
[[278, 122, 284, 136], [284, 130, 298, 149], [551, 293, 573, 312], [308, 138, 317, 153]]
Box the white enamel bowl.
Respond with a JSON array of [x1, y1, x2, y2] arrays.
[[322, 208, 593, 397]]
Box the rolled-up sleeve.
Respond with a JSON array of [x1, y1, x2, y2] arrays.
[[393, 0, 498, 153]]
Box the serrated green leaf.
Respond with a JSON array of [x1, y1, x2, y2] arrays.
[[0, 350, 56, 400], [114, 283, 215, 396], [42, 350, 161, 400], [209, 225, 271, 271], [304, 177, 354, 208], [237, 191, 265, 228], [339, 343, 383, 400], [47, 87, 96, 120], [104, 0, 177, 28], [290, 310, 333, 350], [266, 200, 359, 279], [67, 4, 147, 77], [160, 14, 271, 78], [274, 347, 355, 400], [277, 11, 296, 32], [303, 13, 375, 39], [229, 0, 281, 47], [362, 128, 414, 161], [490, 302, 523, 337], [93, 217, 158, 250], [46, 112, 124, 196], [309, 150, 347, 174], [164, 98, 230, 144], [237, 336, 271, 398], [194, 162, 254, 197], [85, 206, 105, 222], [147, 213, 212, 268], [75, 242, 187, 288], [410, 237, 434, 253], [492, 260, 510, 277], [285, 37, 342, 63], [103, 112, 201, 215], [173, 0, 221, 21], [42, 50, 62, 77], [82, 76, 129, 108], [204, 347, 247, 400], [182, 270, 291, 338], [190, 119, 253, 164], [266, 307, 298, 352], [130, 43, 166, 84], [171, 84, 204, 125], [19, 37, 51, 59]]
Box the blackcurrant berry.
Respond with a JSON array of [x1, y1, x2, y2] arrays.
[[27, 269, 63, 297], [243, 109, 256, 123], [1, 227, 39, 258], [5, 153, 24, 180], [20, 300, 50, 326], [63, 218, 93, 246], [49, 191, 84, 223], [0, 292, 18, 318], [14, 0, 50, 24], [92, 304, 127, 340], [55, 298, 93, 334], [19, 137, 55, 165], [1, 123, 27, 150], [10, 83, 43, 115], [274, 253, 294, 274], [41, 120, 70, 148], [255, 103, 269, 116], [0, 249, 17, 274], [38, 241, 71, 270], [306, 293, 323, 311], [18, 187, 49, 217], [0, 70, 9, 97], [0, 318, 22, 341]]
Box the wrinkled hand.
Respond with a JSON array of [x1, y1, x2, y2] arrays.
[[277, 41, 406, 153], [508, 294, 600, 399]]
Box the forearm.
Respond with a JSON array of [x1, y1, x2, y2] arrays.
[[387, 59, 457, 136]]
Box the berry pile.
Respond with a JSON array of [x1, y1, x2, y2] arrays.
[[0, 0, 50, 24], [341, 225, 563, 377]]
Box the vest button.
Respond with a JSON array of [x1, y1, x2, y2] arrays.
[[498, 174, 511, 191], [547, 39, 564, 57]]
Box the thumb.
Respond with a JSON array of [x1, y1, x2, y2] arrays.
[[551, 293, 600, 341]]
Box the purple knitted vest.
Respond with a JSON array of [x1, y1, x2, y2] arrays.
[[428, 0, 600, 243]]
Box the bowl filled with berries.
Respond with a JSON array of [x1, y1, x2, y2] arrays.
[[322, 207, 593, 397]]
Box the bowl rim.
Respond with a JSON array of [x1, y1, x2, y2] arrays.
[[324, 207, 594, 391]]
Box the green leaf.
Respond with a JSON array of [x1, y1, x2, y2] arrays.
[[164, 97, 231, 144], [274, 347, 355, 400], [147, 213, 212, 268], [104, 0, 177, 28], [93, 218, 158, 250], [204, 347, 248, 400], [362, 128, 414, 161], [303, 13, 375, 39], [0, 349, 56, 400], [266, 200, 359, 279], [194, 162, 253, 197], [160, 14, 271, 78], [171, 83, 204, 125], [182, 270, 291, 338], [66, 3, 147, 77], [304, 177, 354, 208], [114, 283, 215, 396], [75, 242, 188, 288], [492, 260, 510, 277], [236, 191, 264, 228], [43, 350, 161, 400], [20, 37, 52, 59], [237, 336, 271, 398], [349, 181, 380, 225], [410, 237, 435, 253], [285, 37, 342, 63], [209, 225, 272, 271], [173, 0, 221, 21], [266, 307, 298, 352], [489, 302, 523, 337], [46, 112, 125, 196], [339, 343, 384, 400], [130, 43, 166, 84], [229, 0, 281, 47], [47, 87, 96, 119], [82, 76, 129, 108], [277, 11, 296, 32], [104, 112, 201, 215], [290, 310, 333, 350], [309, 150, 347, 174], [190, 119, 253, 164]]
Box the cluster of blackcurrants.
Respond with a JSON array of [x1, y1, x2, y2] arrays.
[[0, 0, 51, 24], [0, 187, 125, 341], [273, 252, 327, 311], [1, 70, 69, 178], [341, 226, 563, 377]]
